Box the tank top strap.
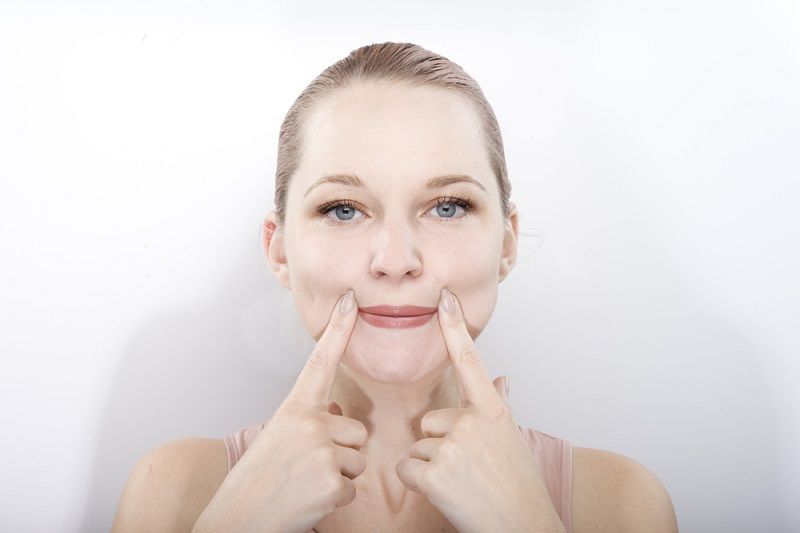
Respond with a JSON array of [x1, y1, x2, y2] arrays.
[[518, 424, 574, 533], [223, 418, 268, 472]]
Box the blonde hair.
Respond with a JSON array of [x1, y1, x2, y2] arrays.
[[273, 41, 511, 226]]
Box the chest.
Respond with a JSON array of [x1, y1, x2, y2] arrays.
[[311, 482, 458, 533], [312, 502, 458, 533]]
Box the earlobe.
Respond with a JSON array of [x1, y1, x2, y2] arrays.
[[262, 211, 291, 290], [498, 203, 519, 283]]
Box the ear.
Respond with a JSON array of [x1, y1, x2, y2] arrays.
[[262, 210, 291, 290], [498, 202, 519, 283]]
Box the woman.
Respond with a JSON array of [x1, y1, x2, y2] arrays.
[[112, 42, 678, 532]]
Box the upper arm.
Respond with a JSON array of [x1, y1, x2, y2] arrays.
[[572, 447, 678, 533], [111, 437, 229, 533]]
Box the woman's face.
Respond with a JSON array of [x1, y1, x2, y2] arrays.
[[269, 80, 517, 384]]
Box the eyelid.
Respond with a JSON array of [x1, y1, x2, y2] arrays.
[[316, 195, 475, 226]]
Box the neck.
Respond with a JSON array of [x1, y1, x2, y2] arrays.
[[330, 361, 462, 444], [328, 362, 462, 513]]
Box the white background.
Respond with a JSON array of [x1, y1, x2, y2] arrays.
[[1, 1, 798, 532]]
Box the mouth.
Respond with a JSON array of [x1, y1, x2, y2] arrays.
[[358, 305, 437, 317], [357, 305, 438, 329]]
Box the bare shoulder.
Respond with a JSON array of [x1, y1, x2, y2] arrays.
[[572, 446, 678, 533], [111, 437, 229, 532]]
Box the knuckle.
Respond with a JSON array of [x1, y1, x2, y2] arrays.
[[323, 500, 338, 516], [306, 348, 329, 371], [437, 438, 459, 459], [444, 315, 463, 329], [455, 414, 477, 432], [326, 318, 348, 333], [420, 466, 442, 494], [300, 417, 324, 436], [314, 444, 337, 465], [321, 472, 345, 498], [458, 345, 482, 366]]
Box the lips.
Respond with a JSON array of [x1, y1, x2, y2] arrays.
[[357, 305, 438, 329], [358, 305, 437, 317]]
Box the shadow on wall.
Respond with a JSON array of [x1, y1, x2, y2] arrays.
[[79, 248, 312, 532]]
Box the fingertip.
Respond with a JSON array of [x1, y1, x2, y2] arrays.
[[439, 287, 456, 315]]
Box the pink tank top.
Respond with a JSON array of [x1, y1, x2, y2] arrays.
[[223, 389, 573, 532]]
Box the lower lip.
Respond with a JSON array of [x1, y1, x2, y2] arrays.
[[358, 310, 437, 328]]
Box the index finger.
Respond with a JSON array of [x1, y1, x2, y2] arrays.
[[286, 289, 357, 409], [437, 287, 500, 410]]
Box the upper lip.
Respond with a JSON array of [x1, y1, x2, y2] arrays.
[[359, 305, 437, 317]]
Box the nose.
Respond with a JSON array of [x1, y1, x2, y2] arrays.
[[368, 216, 423, 280]]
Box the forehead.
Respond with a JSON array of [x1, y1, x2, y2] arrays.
[[292, 80, 495, 195]]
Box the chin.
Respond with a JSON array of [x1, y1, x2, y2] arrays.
[[341, 317, 451, 384]]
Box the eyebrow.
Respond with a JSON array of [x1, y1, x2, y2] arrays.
[[303, 173, 487, 198]]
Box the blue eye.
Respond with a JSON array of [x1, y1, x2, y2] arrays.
[[431, 198, 468, 219], [316, 196, 475, 226], [316, 200, 364, 225]]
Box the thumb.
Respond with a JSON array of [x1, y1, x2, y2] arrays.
[[327, 400, 342, 416]]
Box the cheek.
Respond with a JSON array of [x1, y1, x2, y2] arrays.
[[286, 234, 362, 339], [289, 235, 361, 284], [434, 229, 502, 282], [451, 273, 499, 339], [439, 234, 502, 335]]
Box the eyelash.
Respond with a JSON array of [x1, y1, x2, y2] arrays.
[[315, 195, 476, 227]]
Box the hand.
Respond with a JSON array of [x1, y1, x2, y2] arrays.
[[193, 289, 368, 533], [394, 288, 566, 533]]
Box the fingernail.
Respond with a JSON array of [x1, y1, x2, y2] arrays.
[[504, 376, 510, 397], [339, 289, 355, 314], [441, 287, 455, 313]]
